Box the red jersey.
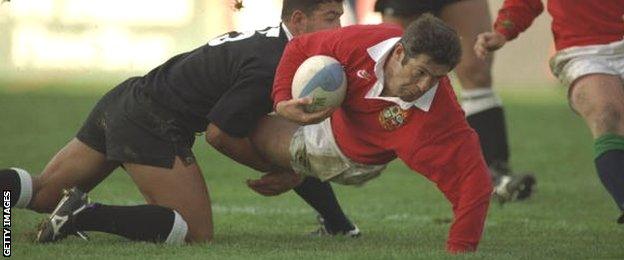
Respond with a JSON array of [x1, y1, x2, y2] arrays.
[[273, 24, 492, 253], [494, 0, 624, 50]]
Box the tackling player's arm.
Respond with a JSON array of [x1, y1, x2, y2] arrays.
[[206, 123, 302, 196], [474, 0, 544, 59], [399, 128, 492, 253], [205, 124, 275, 173], [273, 37, 334, 125]]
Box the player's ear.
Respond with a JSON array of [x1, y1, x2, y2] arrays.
[[289, 10, 307, 35], [393, 42, 406, 62]]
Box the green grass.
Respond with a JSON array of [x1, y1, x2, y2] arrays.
[[0, 85, 622, 259]]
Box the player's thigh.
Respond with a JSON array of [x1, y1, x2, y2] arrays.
[[439, 0, 491, 35], [249, 115, 299, 169], [123, 157, 213, 243], [569, 73, 624, 137], [439, 0, 493, 88], [31, 138, 119, 213]]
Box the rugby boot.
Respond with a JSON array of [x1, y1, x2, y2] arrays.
[[36, 188, 90, 243], [310, 215, 361, 238], [491, 161, 536, 204]]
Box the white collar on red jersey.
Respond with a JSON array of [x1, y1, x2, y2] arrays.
[[281, 23, 294, 41], [364, 37, 438, 112]]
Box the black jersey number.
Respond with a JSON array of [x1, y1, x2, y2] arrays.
[[208, 31, 255, 46]]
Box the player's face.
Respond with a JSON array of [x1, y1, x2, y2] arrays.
[[383, 44, 451, 103], [303, 2, 344, 33]]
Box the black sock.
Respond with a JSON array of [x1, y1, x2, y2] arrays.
[[595, 150, 624, 212], [75, 203, 186, 243], [466, 106, 510, 166], [0, 169, 21, 207], [294, 177, 354, 232]]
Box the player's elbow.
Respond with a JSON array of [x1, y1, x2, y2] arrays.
[[205, 124, 228, 149], [477, 170, 494, 202]]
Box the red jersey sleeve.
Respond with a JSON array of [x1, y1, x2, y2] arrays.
[[398, 128, 492, 253], [272, 29, 342, 108], [493, 0, 544, 41]]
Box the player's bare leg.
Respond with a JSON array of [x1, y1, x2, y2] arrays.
[[570, 74, 624, 138], [31, 146, 200, 244], [0, 138, 119, 213], [124, 157, 213, 242], [440, 0, 493, 91], [570, 74, 624, 222], [440, 0, 535, 202], [250, 116, 299, 170]]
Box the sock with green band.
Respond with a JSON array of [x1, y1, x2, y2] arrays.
[[594, 134, 624, 215], [594, 134, 624, 160]]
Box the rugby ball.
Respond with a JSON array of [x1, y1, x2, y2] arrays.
[[291, 55, 347, 112]]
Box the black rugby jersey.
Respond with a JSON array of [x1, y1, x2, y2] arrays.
[[136, 25, 288, 137]]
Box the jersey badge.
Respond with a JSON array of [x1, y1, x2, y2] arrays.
[[379, 105, 411, 131]]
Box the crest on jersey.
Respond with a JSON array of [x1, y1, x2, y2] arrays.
[[378, 105, 411, 131]]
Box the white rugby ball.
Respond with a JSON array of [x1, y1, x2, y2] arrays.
[[291, 55, 347, 112]]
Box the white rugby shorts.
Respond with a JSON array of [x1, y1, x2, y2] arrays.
[[289, 118, 386, 186], [550, 39, 624, 88]]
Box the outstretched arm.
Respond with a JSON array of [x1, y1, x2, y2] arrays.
[[400, 129, 492, 253]]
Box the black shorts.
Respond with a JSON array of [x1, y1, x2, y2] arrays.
[[76, 78, 196, 169]]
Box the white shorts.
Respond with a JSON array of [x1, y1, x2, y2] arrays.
[[550, 39, 624, 88], [289, 118, 386, 186]]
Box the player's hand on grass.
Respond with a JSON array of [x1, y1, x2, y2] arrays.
[[246, 171, 303, 196], [474, 31, 507, 59], [275, 97, 335, 125]]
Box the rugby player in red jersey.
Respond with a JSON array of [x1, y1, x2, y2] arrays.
[[475, 0, 624, 223], [250, 14, 493, 253]]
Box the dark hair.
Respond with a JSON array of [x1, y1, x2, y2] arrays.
[[281, 0, 343, 21], [400, 13, 462, 69]]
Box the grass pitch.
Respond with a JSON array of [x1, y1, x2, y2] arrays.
[[0, 85, 622, 259]]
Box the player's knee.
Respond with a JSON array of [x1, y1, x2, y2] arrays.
[[592, 104, 623, 135], [178, 212, 213, 243], [474, 169, 494, 198], [186, 225, 213, 243]]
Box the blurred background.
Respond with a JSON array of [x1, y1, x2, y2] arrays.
[[0, 0, 556, 91]]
